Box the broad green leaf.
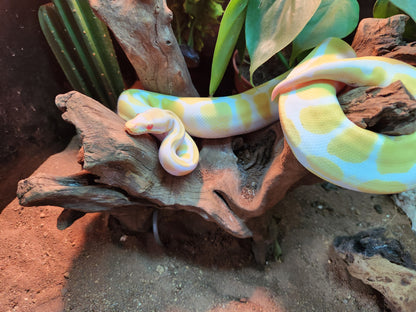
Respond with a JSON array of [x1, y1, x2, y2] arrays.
[[290, 0, 359, 64], [209, 0, 248, 95], [373, 0, 401, 18], [245, 0, 321, 81], [391, 0, 416, 22]]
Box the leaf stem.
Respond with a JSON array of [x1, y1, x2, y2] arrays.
[[277, 51, 290, 70]]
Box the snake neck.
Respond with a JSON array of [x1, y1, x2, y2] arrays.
[[158, 111, 187, 150], [158, 110, 199, 175], [157, 110, 183, 138]]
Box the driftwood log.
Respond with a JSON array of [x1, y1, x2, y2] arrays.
[[17, 15, 416, 260]]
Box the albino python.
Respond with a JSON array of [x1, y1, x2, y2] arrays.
[[117, 37, 416, 194]]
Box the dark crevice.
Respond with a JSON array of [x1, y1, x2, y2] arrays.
[[213, 189, 231, 210]]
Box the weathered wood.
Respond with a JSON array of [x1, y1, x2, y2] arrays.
[[16, 15, 416, 246], [339, 81, 416, 135], [352, 14, 416, 66], [89, 0, 198, 97], [17, 91, 309, 238]]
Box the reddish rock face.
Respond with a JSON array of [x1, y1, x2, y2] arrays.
[[0, 0, 74, 209]]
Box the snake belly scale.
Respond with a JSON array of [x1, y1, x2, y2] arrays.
[[118, 38, 416, 194]]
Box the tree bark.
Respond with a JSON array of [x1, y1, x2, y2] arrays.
[[351, 14, 416, 66]]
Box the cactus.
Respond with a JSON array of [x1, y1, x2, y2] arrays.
[[38, 0, 125, 110]]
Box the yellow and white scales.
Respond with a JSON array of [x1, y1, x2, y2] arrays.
[[117, 38, 416, 195]]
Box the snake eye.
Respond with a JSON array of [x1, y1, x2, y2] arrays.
[[146, 124, 154, 130]]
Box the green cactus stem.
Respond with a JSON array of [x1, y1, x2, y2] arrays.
[[38, 0, 125, 110]]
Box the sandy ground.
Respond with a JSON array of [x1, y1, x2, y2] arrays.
[[1, 139, 416, 312]]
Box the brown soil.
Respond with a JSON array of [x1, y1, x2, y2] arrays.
[[1, 139, 416, 312]]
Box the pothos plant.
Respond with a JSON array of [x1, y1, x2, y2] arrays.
[[209, 0, 416, 96]]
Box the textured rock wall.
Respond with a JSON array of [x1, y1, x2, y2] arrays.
[[0, 0, 74, 209]]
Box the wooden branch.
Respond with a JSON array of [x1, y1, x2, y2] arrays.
[[339, 81, 416, 135], [89, 0, 198, 97], [17, 91, 307, 238], [16, 15, 416, 244], [352, 14, 416, 66]]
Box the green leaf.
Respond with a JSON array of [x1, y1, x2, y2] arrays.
[[373, 0, 401, 18], [245, 0, 321, 81], [290, 0, 359, 65], [209, 0, 248, 95], [391, 0, 416, 22]]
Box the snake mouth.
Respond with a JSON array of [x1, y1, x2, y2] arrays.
[[124, 125, 146, 136]]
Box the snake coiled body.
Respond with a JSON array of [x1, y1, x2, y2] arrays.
[[118, 72, 284, 176], [118, 38, 416, 194], [118, 75, 284, 139]]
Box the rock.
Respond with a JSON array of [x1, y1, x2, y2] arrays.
[[333, 228, 416, 311], [342, 254, 416, 312], [392, 190, 416, 232]]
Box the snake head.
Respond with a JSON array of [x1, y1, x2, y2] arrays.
[[124, 116, 153, 135], [124, 108, 174, 136]]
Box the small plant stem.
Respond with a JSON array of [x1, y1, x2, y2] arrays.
[[187, 22, 195, 49], [277, 51, 290, 70]]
